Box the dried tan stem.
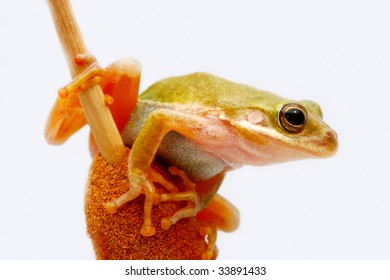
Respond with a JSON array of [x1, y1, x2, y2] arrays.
[[47, 0, 126, 164]]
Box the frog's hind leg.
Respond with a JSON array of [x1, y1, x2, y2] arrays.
[[155, 167, 230, 233], [158, 192, 238, 259], [45, 53, 141, 151], [159, 199, 220, 260], [88, 57, 141, 155], [159, 193, 200, 230], [196, 194, 240, 232], [99, 58, 141, 133], [44, 56, 100, 144], [158, 166, 201, 231]]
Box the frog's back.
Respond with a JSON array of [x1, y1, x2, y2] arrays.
[[139, 72, 282, 109]]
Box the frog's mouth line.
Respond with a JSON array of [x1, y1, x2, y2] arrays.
[[284, 130, 338, 159], [232, 122, 338, 165]]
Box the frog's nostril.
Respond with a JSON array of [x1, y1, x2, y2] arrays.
[[325, 130, 338, 154], [326, 131, 334, 138], [327, 130, 338, 142]]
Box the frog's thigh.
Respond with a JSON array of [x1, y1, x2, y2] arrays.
[[196, 194, 240, 232], [101, 58, 141, 132]]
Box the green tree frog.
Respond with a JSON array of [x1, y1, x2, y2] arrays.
[[45, 57, 338, 237]]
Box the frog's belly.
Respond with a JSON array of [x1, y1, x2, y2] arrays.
[[157, 131, 226, 182]]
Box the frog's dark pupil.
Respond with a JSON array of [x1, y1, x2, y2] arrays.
[[285, 108, 305, 126]]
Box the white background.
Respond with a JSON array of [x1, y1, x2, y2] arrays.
[[0, 0, 389, 260]]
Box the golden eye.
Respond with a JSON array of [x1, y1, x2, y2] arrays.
[[279, 103, 307, 133]]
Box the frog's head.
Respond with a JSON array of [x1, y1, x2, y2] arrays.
[[228, 97, 338, 166]]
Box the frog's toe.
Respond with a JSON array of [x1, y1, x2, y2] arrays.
[[140, 224, 156, 237], [104, 187, 142, 213], [58, 62, 105, 98], [74, 52, 96, 66], [199, 224, 218, 260], [160, 206, 197, 231], [103, 201, 119, 214], [147, 167, 178, 193], [161, 217, 173, 231]]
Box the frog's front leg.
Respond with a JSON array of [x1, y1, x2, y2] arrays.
[[104, 110, 215, 236]]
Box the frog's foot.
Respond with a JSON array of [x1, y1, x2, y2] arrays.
[[58, 56, 107, 104], [45, 53, 102, 144], [168, 166, 196, 190], [103, 170, 157, 236], [195, 194, 240, 233], [157, 166, 201, 230], [103, 166, 179, 236], [159, 191, 199, 230], [199, 224, 218, 260], [147, 166, 179, 193]]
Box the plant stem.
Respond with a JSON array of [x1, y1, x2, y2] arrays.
[[47, 0, 126, 164]]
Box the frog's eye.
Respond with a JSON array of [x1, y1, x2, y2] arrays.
[[279, 103, 307, 133]]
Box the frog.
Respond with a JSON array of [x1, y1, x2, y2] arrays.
[[45, 56, 338, 239]]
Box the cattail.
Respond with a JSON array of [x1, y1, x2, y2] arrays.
[[85, 150, 217, 259]]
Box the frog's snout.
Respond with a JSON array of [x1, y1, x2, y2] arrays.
[[317, 129, 338, 158]]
